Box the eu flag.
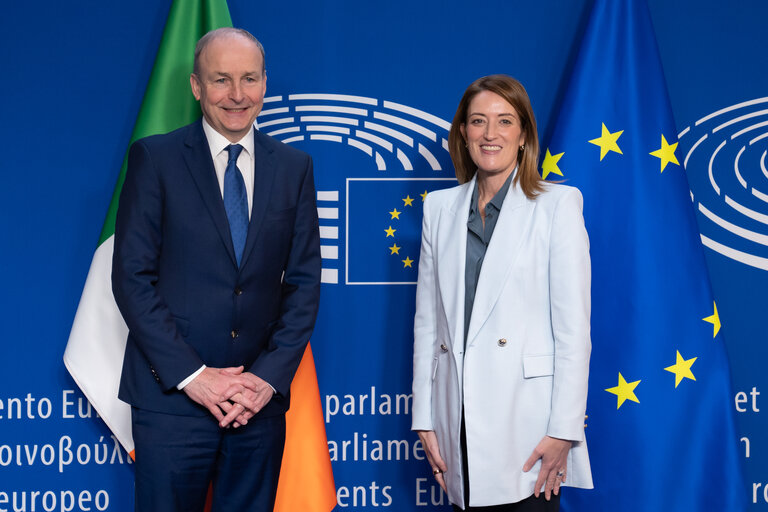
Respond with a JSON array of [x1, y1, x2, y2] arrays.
[[543, 1, 746, 509], [346, 178, 455, 284]]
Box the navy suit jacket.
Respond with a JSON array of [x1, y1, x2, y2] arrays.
[[112, 119, 321, 418]]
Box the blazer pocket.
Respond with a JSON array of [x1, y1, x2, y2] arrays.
[[523, 354, 554, 378]]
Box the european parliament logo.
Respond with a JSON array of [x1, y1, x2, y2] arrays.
[[256, 94, 456, 285], [681, 97, 768, 271]]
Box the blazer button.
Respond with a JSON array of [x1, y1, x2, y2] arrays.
[[498, 338, 507, 347], [230, 330, 239, 339], [234, 287, 243, 296], [440, 344, 448, 352]]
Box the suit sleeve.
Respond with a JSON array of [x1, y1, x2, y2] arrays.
[[247, 155, 321, 396], [412, 194, 437, 430], [546, 187, 591, 442], [112, 140, 204, 391]]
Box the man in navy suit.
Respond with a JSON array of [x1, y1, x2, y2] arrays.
[[112, 27, 321, 512]]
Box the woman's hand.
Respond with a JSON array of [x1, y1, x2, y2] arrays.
[[522, 435, 572, 500], [416, 430, 448, 493]]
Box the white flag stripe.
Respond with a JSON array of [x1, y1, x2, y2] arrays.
[[63, 236, 134, 453]]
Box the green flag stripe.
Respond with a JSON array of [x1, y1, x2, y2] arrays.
[[98, 0, 232, 245]]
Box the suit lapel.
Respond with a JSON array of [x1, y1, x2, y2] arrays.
[[466, 182, 536, 347], [436, 179, 474, 353], [182, 122, 238, 266], [239, 130, 277, 269]]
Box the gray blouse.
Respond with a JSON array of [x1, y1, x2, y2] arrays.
[[463, 171, 515, 345]]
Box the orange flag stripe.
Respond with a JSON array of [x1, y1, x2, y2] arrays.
[[275, 343, 337, 511]]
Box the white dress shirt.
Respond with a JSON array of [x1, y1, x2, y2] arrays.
[[177, 120, 256, 390]]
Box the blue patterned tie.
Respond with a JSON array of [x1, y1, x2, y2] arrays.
[[224, 144, 248, 266]]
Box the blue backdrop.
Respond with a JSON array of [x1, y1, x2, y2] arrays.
[[1, 0, 766, 510]]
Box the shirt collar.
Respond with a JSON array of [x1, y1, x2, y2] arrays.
[[489, 167, 516, 210], [201, 118, 255, 160]]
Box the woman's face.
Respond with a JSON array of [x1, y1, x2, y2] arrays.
[[460, 90, 525, 178]]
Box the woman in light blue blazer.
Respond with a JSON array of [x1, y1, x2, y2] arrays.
[[412, 75, 593, 511]]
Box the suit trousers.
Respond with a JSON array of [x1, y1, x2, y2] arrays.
[[131, 406, 285, 512]]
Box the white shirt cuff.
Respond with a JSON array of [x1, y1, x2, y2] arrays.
[[177, 365, 206, 390]]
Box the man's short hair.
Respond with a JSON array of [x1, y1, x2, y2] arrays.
[[193, 27, 266, 76]]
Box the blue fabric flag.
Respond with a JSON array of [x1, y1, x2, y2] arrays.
[[542, 1, 746, 510]]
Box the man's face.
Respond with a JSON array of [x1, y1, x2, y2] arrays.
[[190, 35, 266, 142]]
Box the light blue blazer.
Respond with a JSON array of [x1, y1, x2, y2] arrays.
[[412, 176, 594, 508]]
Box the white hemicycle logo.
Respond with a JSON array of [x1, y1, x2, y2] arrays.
[[681, 97, 768, 271], [257, 94, 455, 285]]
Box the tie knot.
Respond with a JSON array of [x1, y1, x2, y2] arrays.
[[226, 144, 243, 164]]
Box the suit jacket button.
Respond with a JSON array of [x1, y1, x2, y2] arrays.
[[231, 330, 239, 339], [498, 338, 507, 347], [234, 287, 243, 296], [440, 344, 448, 352]]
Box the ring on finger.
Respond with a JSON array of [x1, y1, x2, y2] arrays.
[[432, 468, 443, 475], [556, 470, 565, 478]]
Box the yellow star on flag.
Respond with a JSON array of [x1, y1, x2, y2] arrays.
[[589, 123, 624, 161], [664, 350, 697, 388], [402, 256, 414, 268], [389, 243, 400, 255], [541, 148, 564, 179], [649, 134, 680, 172], [420, 190, 428, 201], [402, 195, 414, 206], [702, 301, 721, 338], [384, 226, 396, 237], [389, 208, 401, 219], [605, 372, 640, 409]]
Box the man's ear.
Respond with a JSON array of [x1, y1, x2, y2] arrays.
[[190, 74, 202, 101]]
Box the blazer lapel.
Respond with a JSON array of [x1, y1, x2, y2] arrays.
[[182, 122, 238, 266], [239, 130, 277, 269], [466, 182, 536, 347], [436, 179, 474, 353]]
